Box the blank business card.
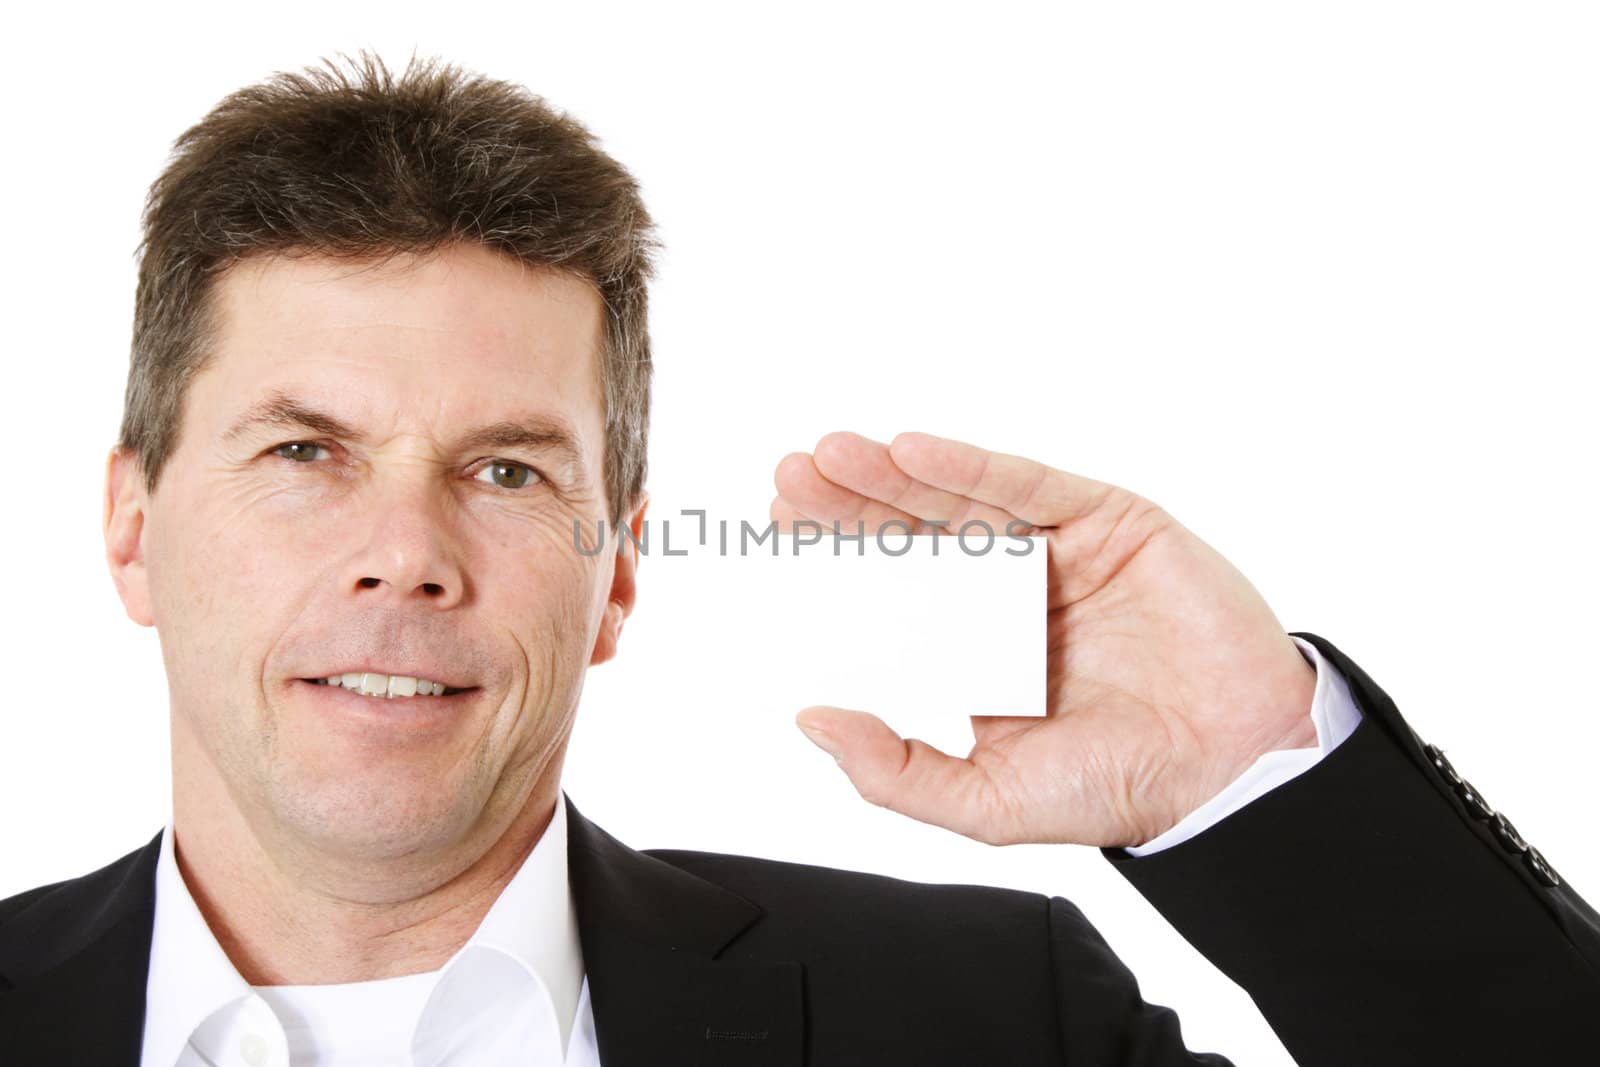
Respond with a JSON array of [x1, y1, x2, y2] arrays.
[[746, 532, 1047, 727]]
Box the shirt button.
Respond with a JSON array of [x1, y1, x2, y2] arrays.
[[239, 1033, 271, 1067]]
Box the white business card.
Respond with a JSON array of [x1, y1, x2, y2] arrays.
[[746, 532, 1046, 727]]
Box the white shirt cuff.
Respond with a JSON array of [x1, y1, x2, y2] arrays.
[[1123, 635, 1363, 857]]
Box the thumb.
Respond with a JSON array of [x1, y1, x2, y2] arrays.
[[794, 706, 996, 840]]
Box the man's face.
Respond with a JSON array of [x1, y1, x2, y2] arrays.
[[105, 243, 640, 871]]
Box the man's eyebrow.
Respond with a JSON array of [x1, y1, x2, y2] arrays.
[[223, 393, 359, 445], [455, 418, 589, 476], [222, 391, 590, 477]]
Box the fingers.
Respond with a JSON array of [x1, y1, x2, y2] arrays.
[[887, 431, 1113, 529], [795, 706, 1004, 844], [811, 432, 1026, 535], [768, 493, 810, 533], [775, 430, 1113, 535], [773, 432, 1037, 537], [773, 450, 936, 536]]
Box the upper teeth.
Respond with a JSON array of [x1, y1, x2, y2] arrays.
[[316, 673, 451, 698]]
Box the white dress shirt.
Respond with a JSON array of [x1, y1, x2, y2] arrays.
[[140, 793, 598, 1066], [140, 634, 1361, 1065]]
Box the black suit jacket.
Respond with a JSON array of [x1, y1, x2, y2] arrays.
[[3, 632, 1598, 1065]]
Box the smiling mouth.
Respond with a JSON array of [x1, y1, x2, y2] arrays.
[[299, 674, 474, 699]]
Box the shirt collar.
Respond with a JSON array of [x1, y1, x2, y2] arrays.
[[140, 792, 583, 1067], [442, 789, 584, 1055]]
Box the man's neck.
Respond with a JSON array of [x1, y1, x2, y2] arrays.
[[170, 762, 562, 986]]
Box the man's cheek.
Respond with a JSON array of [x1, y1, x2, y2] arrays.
[[494, 511, 607, 594], [495, 512, 592, 560], [181, 525, 290, 622], [514, 571, 598, 691]]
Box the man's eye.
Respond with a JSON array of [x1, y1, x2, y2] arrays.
[[273, 442, 331, 463], [269, 444, 542, 490], [475, 460, 544, 490]]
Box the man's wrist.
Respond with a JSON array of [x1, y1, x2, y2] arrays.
[[1125, 635, 1362, 856]]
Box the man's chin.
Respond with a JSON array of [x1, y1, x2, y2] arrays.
[[264, 765, 492, 872]]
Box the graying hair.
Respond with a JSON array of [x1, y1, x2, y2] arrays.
[[119, 52, 658, 526]]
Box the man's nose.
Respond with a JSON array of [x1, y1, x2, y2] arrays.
[[341, 484, 468, 609]]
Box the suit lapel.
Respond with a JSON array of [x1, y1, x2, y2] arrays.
[[565, 794, 805, 1067], [0, 833, 160, 1065], [0, 803, 805, 1066]]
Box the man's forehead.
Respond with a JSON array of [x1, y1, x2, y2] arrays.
[[197, 246, 609, 456], [209, 246, 605, 352]]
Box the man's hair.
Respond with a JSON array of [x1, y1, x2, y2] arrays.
[[119, 52, 657, 525]]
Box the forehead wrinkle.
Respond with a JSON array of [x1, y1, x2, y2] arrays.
[[206, 248, 607, 484]]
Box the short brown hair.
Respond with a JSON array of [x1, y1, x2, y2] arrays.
[[119, 52, 658, 525]]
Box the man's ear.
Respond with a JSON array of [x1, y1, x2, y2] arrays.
[[589, 492, 648, 666], [104, 446, 155, 627]]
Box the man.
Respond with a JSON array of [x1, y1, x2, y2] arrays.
[[0, 53, 1595, 1066]]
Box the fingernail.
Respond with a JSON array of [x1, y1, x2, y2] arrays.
[[798, 723, 844, 764]]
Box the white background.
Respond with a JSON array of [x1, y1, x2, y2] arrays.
[[3, 3, 1597, 1063]]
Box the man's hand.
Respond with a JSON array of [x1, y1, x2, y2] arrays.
[[774, 431, 1318, 849]]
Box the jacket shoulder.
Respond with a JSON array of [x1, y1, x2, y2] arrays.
[[646, 846, 1044, 906], [0, 881, 58, 927], [638, 847, 1160, 1062], [0, 835, 161, 981], [642, 845, 1052, 952]]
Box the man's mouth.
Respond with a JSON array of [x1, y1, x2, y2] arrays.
[[299, 673, 473, 700]]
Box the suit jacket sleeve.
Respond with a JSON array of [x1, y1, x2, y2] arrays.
[[1048, 891, 1236, 1065], [1099, 630, 1600, 1065]]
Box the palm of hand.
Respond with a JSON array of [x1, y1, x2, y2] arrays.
[[775, 431, 1317, 849]]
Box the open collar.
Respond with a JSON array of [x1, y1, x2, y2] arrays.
[[0, 793, 803, 1066], [142, 791, 586, 1066]]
